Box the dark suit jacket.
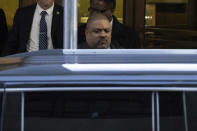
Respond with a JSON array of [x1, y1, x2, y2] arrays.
[[78, 16, 140, 49], [0, 9, 8, 56], [2, 4, 63, 56]]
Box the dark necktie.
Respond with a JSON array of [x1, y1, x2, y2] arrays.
[[39, 11, 48, 50]]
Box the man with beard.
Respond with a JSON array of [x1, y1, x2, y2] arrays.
[[78, 0, 140, 49], [79, 13, 122, 49]]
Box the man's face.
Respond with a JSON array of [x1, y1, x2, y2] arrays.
[[89, 0, 114, 21], [37, 0, 54, 10], [85, 19, 112, 49]]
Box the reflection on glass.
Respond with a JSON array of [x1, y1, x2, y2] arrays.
[[145, 4, 156, 26], [145, 0, 188, 26], [143, 0, 197, 49]]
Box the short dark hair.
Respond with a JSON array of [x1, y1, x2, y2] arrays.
[[86, 12, 110, 29], [90, 0, 116, 9]]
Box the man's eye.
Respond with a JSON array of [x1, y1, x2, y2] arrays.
[[93, 30, 100, 33], [104, 29, 110, 33]]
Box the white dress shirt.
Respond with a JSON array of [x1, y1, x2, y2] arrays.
[[110, 18, 113, 28], [27, 3, 54, 52]]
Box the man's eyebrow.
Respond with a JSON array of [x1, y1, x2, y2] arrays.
[[94, 28, 110, 30]]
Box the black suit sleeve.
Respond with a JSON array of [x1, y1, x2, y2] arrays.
[[111, 16, 141, 49], [114, 25, 140, 49], [2, 9, 21, 56], [0, 9, 8, 56]]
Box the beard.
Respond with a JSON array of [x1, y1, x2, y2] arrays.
[[96, 38, 110, 49]]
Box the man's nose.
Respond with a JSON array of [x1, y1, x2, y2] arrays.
[[99, 30, 107, 37]]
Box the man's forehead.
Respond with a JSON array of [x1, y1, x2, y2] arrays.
[[92, 0, 105, 5], [91, 0, 108, 8], [90, 20, 111, 28], [92, 19, 110, 24]]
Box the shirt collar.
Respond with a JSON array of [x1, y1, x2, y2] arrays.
[[110, 17, 113, 27], [37, 2, 54, 16]]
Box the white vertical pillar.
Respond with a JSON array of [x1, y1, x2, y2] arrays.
[[64, 0, 78, 49]]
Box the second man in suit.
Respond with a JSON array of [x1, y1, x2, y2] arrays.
[[3, 0, 63, 56]]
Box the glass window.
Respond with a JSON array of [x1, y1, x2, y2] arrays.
[[144, 0, 197, 49], [145, 0, 188, 26], [23, 92, 152, 131]]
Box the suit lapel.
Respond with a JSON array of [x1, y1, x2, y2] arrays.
[[112, 16, 116, 37], [51, 4, 61, 38]]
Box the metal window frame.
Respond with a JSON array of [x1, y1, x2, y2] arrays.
[[6, 86, 191, 131]]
